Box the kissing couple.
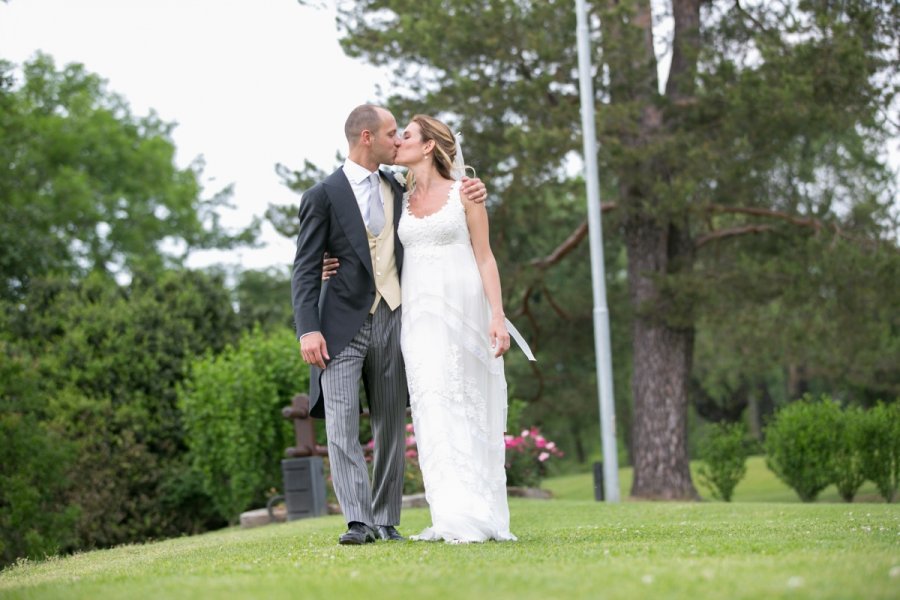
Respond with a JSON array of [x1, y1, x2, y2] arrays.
[[292, 104, 530, 545]]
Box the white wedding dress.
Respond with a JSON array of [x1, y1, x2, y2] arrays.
[[397, 179, 516, 543]]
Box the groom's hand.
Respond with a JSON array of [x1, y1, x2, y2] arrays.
[[300, 332, 329, 369], [460, 176, 487, 204]]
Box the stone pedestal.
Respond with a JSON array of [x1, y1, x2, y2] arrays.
[[281, 456, 328, 520]]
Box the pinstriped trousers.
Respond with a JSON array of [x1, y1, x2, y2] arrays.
[[321, 300, 407, 527]]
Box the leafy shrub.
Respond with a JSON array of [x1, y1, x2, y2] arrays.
[[764, 394, 842, 502], [697, 422, 748, 502], [857, 401, 900, 502], [179, 327, 308, 522], [832, 405, 866, 502], [504, 427, 564, 488]]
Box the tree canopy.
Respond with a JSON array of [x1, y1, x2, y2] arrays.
[[0, 53, 259, 300]]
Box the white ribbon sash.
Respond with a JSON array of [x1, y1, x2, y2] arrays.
[[505, 318, 536, 362]]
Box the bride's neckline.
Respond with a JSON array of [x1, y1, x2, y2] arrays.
[[405, 179, 460, 220]]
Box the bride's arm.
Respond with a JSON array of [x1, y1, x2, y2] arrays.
[[464, 198, 511, 357], [459, 176, 487, 204]]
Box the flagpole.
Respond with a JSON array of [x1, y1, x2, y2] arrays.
[[575, 0, 620, 503]]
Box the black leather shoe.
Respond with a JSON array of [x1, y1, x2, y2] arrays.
[[374, 525, 405, 541], [339, 522, 376, 545]]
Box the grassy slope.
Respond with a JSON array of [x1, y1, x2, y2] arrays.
[[1, 457, 897, 600]]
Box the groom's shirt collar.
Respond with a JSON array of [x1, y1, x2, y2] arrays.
[[343, 159, 382, 220], [343, 159, 378, 186]]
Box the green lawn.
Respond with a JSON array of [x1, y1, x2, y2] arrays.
[[1, 459, 897, 600]]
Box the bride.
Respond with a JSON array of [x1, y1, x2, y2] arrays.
[[394, 114, 516, 543]]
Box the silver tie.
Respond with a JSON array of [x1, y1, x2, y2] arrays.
[[367, 172, 385, 235]]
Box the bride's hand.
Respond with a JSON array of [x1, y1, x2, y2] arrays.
[[322, 253, 339, 281], [489, 316, 511, 358]]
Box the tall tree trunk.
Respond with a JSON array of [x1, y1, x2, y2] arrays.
[[665, 0, 701, 100], [625, 218, 699, 499], [600, 0, 702, 498], [787, 364, 809, 400]]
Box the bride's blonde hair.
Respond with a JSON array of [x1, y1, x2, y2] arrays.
[[412, 115, 457, 178], [406, 114, 471, 192]]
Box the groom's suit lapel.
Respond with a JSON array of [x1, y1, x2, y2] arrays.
[[323, 169, 374, 279], [381, 168, 405, 271], [381, 169, 403, 231]]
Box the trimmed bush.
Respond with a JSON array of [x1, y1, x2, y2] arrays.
[[697, 422, 748, 502], [764, 395, 842, 502], [857, 401, 900, 502], [832, 405, 866, 502]]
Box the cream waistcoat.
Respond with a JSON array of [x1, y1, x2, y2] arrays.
[[368, 177, 401, 313]]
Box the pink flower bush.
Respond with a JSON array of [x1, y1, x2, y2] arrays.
[[360, 424, 564, 492], [504, 427, 564, 488]]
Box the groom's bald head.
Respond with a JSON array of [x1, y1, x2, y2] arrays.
[[345, 104, 399, 169], [345, 104, 388, 144]]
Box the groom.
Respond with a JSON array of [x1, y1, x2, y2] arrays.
[[291, 104, 486, 545]]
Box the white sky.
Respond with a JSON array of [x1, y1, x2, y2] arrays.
[[0, 0, 384, 273]]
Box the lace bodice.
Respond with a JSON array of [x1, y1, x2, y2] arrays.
[[397, 180, 470, 250]]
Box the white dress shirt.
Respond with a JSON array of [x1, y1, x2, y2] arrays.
[[343, 159, 383, 227]]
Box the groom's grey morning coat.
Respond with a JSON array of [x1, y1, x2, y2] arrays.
[[290, 166, 407, 419]]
